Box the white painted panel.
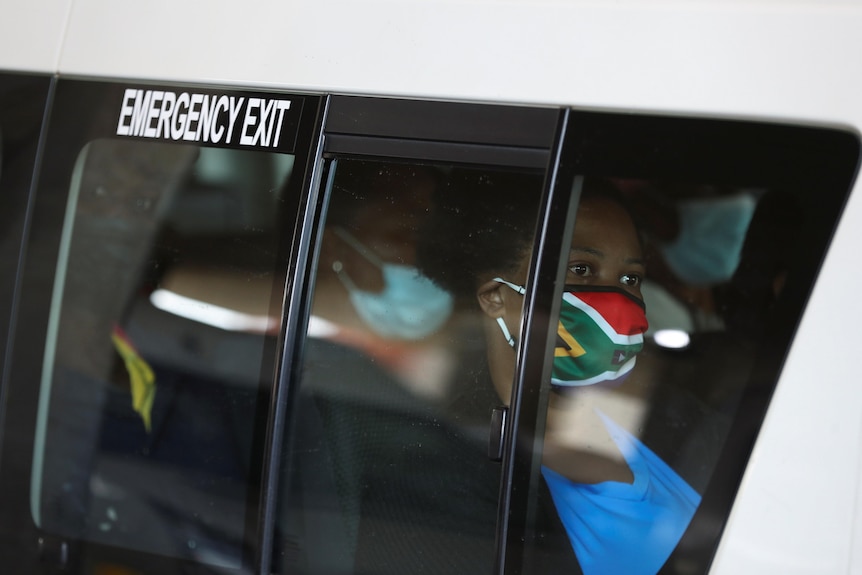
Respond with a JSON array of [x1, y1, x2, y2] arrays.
[[58, 2, 862, 123], [0, 0, 72, 72]]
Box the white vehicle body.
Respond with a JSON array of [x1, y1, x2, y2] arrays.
[[2, 1, 861, 573]]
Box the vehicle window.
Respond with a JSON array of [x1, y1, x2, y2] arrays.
[[502, 116, 859, 575], [519, 177, 763, 574], [31, 139, 292, 567], [274, 158, 546, 574], [0, 80, 321, 573]]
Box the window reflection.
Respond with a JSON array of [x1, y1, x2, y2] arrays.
[[414, 172, 791, 574], [309, 161, 454, 397], [278, 162, 544, 573], [32, 139, 293, 567], [521, 179, 796, 574], [278, 163, 793, 575]]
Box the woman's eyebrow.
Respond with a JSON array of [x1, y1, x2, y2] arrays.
[[570, 246, 604, 258], [571, 247, 646, 267]]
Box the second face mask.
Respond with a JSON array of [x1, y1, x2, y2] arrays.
[[333, 227, 454, 340]]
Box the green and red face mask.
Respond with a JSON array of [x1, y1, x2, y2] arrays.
[[494, 279, 649, 387]]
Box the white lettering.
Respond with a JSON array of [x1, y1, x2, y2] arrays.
[[143, 91, 163, 138], [171, 92, 190, 140], [210, 96, 229, 143], [117, 90, 290, 147], [117, 89, 136, 136], [272, 100, 291, 147], [184, 93, 204, 142], [131, 90, 150, 137], [226, 97, 245, 144], [157, 92, 176, 138], [255, 99, 276, 146], [197, 96, 215, 142], [240, 98, 260, 146]]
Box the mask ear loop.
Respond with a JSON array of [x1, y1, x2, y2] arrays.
[[497, 317, 516, 348], [331, 227, 385, 294], [493, 277, 526, 295], [331, 259, 358, 293], [491, 278, 525, 348], [333, 227, 384, 268]]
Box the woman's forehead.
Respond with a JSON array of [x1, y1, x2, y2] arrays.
[[571, 198, 642, 257]]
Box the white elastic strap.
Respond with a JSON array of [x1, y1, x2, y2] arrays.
[[497, 317, 516, 347], [331, 259, 359, 293], [333, 226, 383, 268], [493, 277, 526, 295]]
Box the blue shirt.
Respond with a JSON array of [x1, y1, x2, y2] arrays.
[[542, 411, 701, 575]]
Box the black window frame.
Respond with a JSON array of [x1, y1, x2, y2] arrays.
[[0, 70, 53, 420], [0, 70, 54, 574]]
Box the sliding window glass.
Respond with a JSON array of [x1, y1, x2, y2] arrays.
[[273, 96, 559, 574]]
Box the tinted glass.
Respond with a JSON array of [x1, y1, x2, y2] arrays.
[[31, 140, 292, 567], [0, 80, 320, 574], [274, 158, 547, 573], [504, 115, 860, 574], [521, 177, 760, 574]]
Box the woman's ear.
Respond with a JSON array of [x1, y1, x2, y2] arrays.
[[477, 280, 506, 318]]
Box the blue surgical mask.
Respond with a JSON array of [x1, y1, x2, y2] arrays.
[[332, 227, 454, 340], [660, 193, 757, 285]]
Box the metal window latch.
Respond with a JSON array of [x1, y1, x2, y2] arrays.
[[488, 406, 509, 462]]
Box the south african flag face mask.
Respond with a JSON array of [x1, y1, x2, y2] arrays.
[[494, 280, 649, 387]]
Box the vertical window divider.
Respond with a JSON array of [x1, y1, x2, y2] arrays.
[[256, 96, 329, 575], [496, 107, 575, 574]]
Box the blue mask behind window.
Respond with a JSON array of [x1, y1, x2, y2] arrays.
[[660, 193, 757, 285], [332, 227, 454, 340]]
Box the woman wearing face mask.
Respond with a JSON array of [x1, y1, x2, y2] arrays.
[[419, 173, 702, 575], [281, 161, 502, 575], [310, 161, 455, 389]]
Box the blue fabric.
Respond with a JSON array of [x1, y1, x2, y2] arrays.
[[541, 411, 701, 575]]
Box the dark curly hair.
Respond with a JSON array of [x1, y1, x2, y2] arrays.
[[416, 168, 546, 299], [417, 171, 638, 300]]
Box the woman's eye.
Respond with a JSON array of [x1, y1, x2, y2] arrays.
[[620, 273, 642, 287], [569, 263, 592, 277]]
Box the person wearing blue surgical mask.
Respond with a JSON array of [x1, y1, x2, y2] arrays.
[[329, 225, 453, 341], [286, 162, 501, 574], [309, 161, 455, 380]]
